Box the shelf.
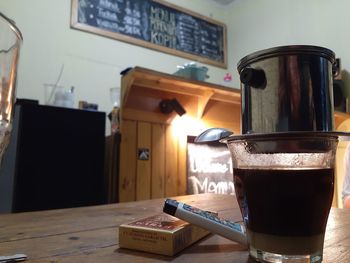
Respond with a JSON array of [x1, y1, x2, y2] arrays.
[[121, 67, 240, 123], [120, 66, 350, 128]]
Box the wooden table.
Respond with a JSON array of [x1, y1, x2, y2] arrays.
[[0, 194, 349, 262]]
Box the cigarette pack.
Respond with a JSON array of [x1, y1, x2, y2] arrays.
[[118, 213, 211, 256]]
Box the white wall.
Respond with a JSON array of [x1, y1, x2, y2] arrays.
[[0, 0, 232, 133], [226, 0, 350, 89], [1, 0, 350, 133]]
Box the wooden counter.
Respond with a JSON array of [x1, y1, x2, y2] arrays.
[[0, 193, 349, 262]]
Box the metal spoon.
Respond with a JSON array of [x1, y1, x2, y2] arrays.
[[194, 128, 233, 143]]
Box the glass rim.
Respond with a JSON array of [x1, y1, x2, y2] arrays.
[[0, 12, 23, 42], [220, 131, 348, 144]]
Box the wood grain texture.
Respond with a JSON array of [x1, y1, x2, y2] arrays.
[[0, 194, 350, 262], [119, 120, 137, 202], [177, 132, 188, 196], [165, 124, 178, 197], [136, 122, 152, 200], [151, 123, 165, 199]]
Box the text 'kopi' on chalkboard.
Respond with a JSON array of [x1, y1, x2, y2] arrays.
[[70, 0, 227, 68]]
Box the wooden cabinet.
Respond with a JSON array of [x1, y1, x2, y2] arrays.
[[119, 67, 240, 202], [118, 66, 350, 204]]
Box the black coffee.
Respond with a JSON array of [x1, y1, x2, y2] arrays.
[[233, 168, 334, 236]]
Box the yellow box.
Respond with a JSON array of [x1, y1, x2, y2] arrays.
[[119, 213, 211, 256]]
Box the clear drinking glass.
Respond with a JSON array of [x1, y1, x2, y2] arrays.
[[225, 132, 338, 263], [0, 12, 22, 163]]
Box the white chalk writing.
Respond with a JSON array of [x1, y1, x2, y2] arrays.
[[188, 176, 235, 195], [150, 6, 176, 48], [188, 147, 232, 174], [98, 8, 119, 22], [99, 0, 120, 12], [96, 18, 119, 31]]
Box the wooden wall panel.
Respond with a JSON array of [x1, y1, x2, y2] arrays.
[[202, 100, 241, 134], [136, 122, 152, 200], [151, 124, 165, 199], [335, 142, 348, 208], [165, 124, 178, 197], [335, 119, 350, 208], [178, 133, 187, 195], [119, 120, 137, 202]]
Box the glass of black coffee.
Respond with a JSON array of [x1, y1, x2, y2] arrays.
[[225, 132, 338, 263]]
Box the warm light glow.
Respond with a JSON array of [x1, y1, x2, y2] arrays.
[[171, 114, 207, 137]]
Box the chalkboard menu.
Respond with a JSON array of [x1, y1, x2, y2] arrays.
[[71, 0, 227, 68], [186, 137, 234, 195]]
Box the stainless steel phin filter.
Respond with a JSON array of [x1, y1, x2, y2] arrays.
[[237, 45, 336, 134]]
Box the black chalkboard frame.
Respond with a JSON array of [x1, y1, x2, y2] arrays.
[[70, 0, 227, 68]]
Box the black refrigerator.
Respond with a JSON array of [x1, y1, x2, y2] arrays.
[[0, 100, 107, 213]]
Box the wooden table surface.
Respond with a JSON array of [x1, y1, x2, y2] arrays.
[[0, 193, 349, 263]]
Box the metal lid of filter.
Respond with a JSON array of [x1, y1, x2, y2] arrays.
[[237, 45, 335, 73]]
